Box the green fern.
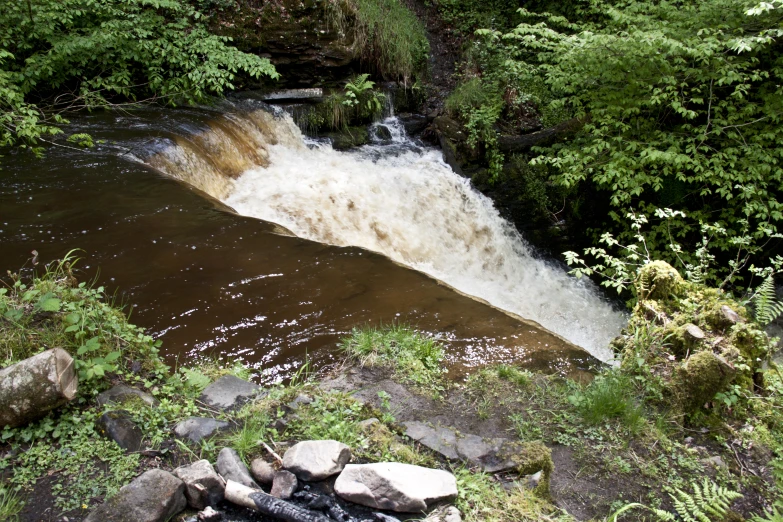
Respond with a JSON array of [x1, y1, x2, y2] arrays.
[[607, 479, 741, 522], [749, 276, 783, 325]]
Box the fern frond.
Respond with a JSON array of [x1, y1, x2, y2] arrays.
[[750, 275, 783, 325], [667, 479, 741, 522]]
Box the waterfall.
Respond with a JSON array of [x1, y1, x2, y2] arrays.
[[142, 104, 626, 361]]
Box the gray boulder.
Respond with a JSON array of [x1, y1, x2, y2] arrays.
[[282, 440, 352, 481], [250, 459, 276, 486], [403, 422, 516, 472], [200, 375, 261, 410], [334, 463, 457, 512], [97, 384, 158, 408], [98, 411, 143, 452], [217, 447, 259, 489], [84, 469, 186, 522], [174, 417, 230, 444], [270, 470, 298, 499], [173, 459, 226, 509]]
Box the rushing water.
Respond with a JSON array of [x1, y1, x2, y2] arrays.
[[0, 98, 625, 380]]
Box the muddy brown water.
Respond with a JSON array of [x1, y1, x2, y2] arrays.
[[0, 106, 598, 383]]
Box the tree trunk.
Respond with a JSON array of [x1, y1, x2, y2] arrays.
[[224, 480, 333, 522], [0, 348, 78, 428]]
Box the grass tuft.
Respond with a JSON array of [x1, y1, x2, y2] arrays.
[[568, 372, 646, 433], [0, 487, 24, 521]]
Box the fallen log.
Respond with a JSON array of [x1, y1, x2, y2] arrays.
[[224, 480, 332, 522], [0, 348, 78, 428]]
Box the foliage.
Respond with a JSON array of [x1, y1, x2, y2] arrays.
[[340, 324, 445, 390], [608, 478, 742, 521], [342, 74, 386, 116], [0, 0, 278, 150], [0, 486, 23, 521], [327, 0, 429, 84], [747, 275, 783, 325], [568, 372, 645, 432], [475, 0, 783, 260], [0, 251, 164, 381]]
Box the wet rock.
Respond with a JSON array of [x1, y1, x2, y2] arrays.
[[282, 440, 352, 481], [200, 376, 261, 410], [398, 113, 428, 136], [217, 447, 259, 489], [197, 506, 222, 521], [374, 125, 393, 141], [334, 462, 458, 512], [97, 384, 158, 408], [174, 417, 230, 444], [250, 459, 276, 486], [260, 89, 323, 102], [98, 410, 143, 452], [270, 470, 298, 499], [84, 469, 186, 522], [327, 126, 370, 150], [174, 459, 226, 509]]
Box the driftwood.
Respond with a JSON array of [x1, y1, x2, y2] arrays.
[[497, 118, 584, 153], [0, 348, 77, 428], [292, 490, 352, 521], [224, 480, 332, 522]]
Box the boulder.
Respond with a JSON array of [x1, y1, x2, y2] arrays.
[[398, 113, 428, 136], [174, 459, 226, 509], [84, 469, 186, 522], [250, 459, 276, 486], [174, 417, 231, 444], [282, 440, 352, 481], [200, 376, 261, 410], [98, 410, 143, 452], [334, 462, 457, 512], [97, 384, 158, 408], [217, 448, 259, 489], [270, 470, 298, 499]]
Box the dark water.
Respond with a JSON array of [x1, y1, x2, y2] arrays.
[[0, 108, 597, 382]]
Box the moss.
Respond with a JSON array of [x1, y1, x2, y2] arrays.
[[672, 350, 736, 412], [501, 441, 554, 499], [636, 261, 684, 301]]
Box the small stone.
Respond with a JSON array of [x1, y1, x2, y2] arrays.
[[217, 448, 259, 489], [197, 506, 222, 521], [285, 394, 313, 411], [684, 323, 706, 341], [84, 469, 186, 522], [334, 462, 458, 512], [423, 506, 462, 522], [702, 455, 728, 470], [721, 305, 744, 325], [282, 440, 352, 481], [174, 418, 230, 444], [250, 459, 276, 486], [173, 459, 225, 509], [200, 375, 261, 410], [270, 470, 298, 499], [98, 411, 143, 452], [272, 418, 289, 433], [358, 418, 380, 430], [684, 436, 695, 445], [373, 514, 402, 522], [97, 384, 159, 408]]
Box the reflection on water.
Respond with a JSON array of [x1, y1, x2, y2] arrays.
[[0, 103, 611, 382]]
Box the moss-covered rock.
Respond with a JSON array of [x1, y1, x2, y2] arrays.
[[501, 441, 554, 499], [326, 126, 370, 149], [672, 350, 736, 412], [636, 260, 684, 301]]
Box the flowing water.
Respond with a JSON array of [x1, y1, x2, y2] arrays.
[[0, 98, 625, 381]]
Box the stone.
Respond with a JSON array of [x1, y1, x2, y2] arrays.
[[282, 440, 352, 481], [84, 469, 186, 522], [374, 125, 393, 141], [98, 410, 143, 452], [398, 113, 428, 136], [250, 459, 276, 486], [334, 462, 458, 512], [403, 421, 458, 460], [673, 350, 736, 411], [174, 417, 230, 444], [217, 447, 259, 489], [200, 375, 261, 410], [684, 323, 706, 342], [260, 88, 323, 102], [358, 418, 380, 430], [373, 514, 402, 522], [424, 506, 462, 522], [270, 470, 298, 499], [272, 417, 289, 433], [197, 506, 222, 521], [721, 305, 744, 325], [173, 459, 226, 509], [285, 394, 313, 411], [97, 384, 158, 408]]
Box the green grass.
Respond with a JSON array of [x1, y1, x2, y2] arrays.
[[340, 324, 445, 388], [0, 487, 24, 521], [328, 0, 429, 84], [568, 372, 646, 433]]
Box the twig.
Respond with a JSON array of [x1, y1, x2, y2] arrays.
[[260, 440, 284, 465]]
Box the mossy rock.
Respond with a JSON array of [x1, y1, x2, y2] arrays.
[[500, 440, 553, 499], [326, 126, 370, 149], [671, 350, 736, 412], [636, 261, 684, 301]]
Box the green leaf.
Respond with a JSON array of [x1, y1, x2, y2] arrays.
[[39, 298, 61, 312]]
